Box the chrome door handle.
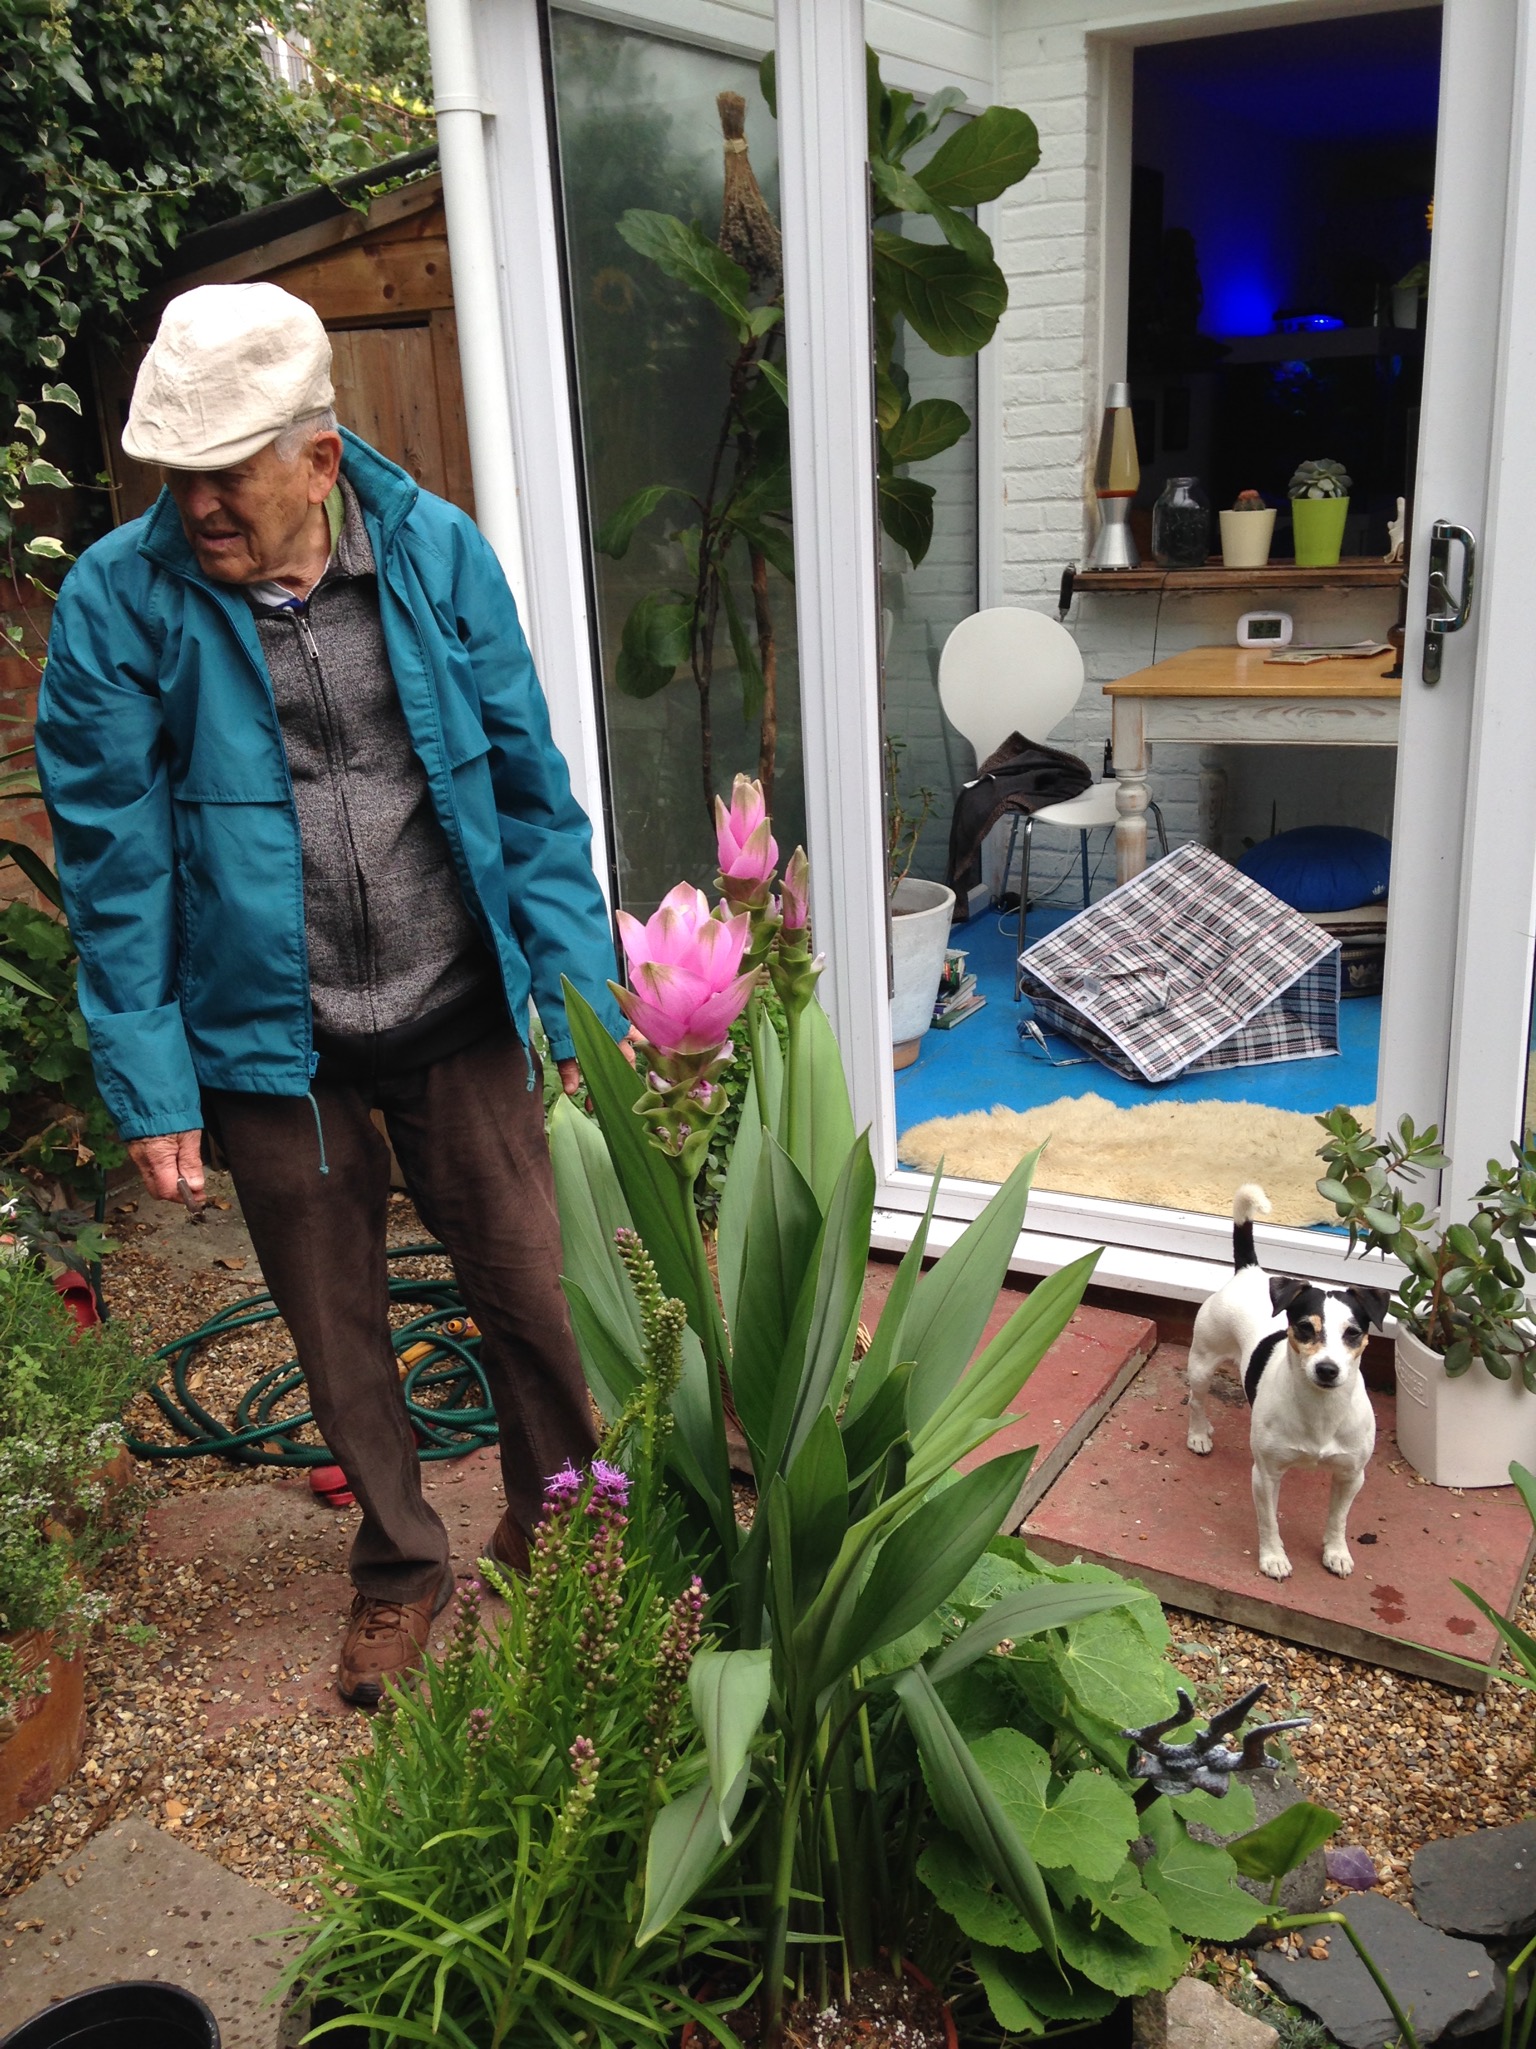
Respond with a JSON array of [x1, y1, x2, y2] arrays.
[[1422, 520, 1476, 684]]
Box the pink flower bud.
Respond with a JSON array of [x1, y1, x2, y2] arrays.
[[714, 774, 778, 889], [780, 846, 810, 933]]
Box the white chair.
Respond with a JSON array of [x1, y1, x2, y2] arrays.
[[937, 607, 1167, 995]]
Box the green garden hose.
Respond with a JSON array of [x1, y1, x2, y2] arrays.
[[122, 1242, 498, 1468]]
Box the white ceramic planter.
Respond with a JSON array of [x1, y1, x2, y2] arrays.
[[890, 877, 955, 1065], [1393, 1326, 1536, 1487], [1218, 507, 1276, 570]]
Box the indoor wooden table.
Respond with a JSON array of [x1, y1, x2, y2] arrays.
[[1103, 644, 1401, 882]]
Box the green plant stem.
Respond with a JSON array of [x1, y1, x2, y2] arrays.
[[1502, 1930, 1536, 2049], [763, 1739, 812, 2042], [1266, 1913, 1420, 2049]]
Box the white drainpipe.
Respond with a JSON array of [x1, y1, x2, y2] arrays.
[[424, 0, 529, 617]]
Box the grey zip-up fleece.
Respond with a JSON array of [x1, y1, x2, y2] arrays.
[[248, 479, 493, 1045]]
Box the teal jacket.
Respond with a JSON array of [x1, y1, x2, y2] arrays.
[[35, 432, 624, 1141]]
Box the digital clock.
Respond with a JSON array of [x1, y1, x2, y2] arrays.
[[1237, 609, 1294, 648]]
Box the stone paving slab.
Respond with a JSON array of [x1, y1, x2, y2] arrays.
[[0, 1814, 307, 2046], [144, 1448, 508, 1732], [1022, 1345, 1536, 1687], [1412, 1817, 1536, 1943]]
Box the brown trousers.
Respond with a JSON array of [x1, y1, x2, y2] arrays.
[[204, 1029, 596, 1602]]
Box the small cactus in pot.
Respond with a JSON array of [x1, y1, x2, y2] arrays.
[[1219, 486, 1277, 570], [1288, 458, 1352, 565]]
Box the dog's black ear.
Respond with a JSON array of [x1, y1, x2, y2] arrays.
[[1269, 1276, 1308, 1316], [1343, 1286, 1390, 1333]]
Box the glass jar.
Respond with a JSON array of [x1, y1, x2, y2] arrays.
[[1151, 476, 1211, 568]]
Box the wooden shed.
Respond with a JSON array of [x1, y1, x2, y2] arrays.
[[94, 165, 473, 526]]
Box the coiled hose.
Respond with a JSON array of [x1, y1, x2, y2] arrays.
[[121, 1241, 497, 1467]]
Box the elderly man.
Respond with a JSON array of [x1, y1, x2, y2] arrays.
[[36, 282, 632, 1707]]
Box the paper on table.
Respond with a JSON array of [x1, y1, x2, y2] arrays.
[[1264, 642, 1392, 664]]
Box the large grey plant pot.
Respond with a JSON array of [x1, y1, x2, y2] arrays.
[[890, 877, 955, 1064]]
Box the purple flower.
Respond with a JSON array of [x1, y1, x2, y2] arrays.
[[543, 1464, 583, 1512], [467, 1706, 492, 1742], [589, 1460, 630, 1511], [1326, 1846, 1380, 1891]]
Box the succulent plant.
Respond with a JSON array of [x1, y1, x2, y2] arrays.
[[1288, 458, 1351, 501], [1232, 489, 1268, 513]]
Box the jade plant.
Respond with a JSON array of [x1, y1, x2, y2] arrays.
[[1316, 1108, 1536, 1385], [1288, 459, 1352, 500]]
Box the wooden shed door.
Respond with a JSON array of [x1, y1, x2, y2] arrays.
[[329, 312, 474, 517]]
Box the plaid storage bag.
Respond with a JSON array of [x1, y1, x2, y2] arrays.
[[1016, 842, 1342, 1085]]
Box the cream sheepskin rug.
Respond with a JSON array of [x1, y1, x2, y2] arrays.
[[898, 1094, 1367, 1226]]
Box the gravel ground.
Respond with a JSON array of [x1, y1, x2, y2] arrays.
[[4, 1257, 1533, 1924]]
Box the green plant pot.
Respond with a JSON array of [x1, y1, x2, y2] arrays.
[[1290, 495, 1350, 567]]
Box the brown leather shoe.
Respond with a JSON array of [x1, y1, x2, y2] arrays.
[[483, 1510, 530, 1578], [337, 1566, 455, 1710]]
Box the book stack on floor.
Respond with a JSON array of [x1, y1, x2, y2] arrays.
[[933, 947, 987, 1030]]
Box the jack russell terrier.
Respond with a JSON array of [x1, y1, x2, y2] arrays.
[[1186, 1186, 1387, 1581]]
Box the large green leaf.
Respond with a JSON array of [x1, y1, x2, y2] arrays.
[[689, 1648, 772, 1836], [780, 997, 855, 1205], [637, 1767, 749, 1944], [837, 1452, 1032, 1680], [917, 1831, 1043, 1953], [868, 159, 992, 262], [893, 1664, 1056, 1959], [926, 1580, 1138, 1685], [878, 475, 936, 565], [1050, 1607, 1180, 1733], [561, 1276, 642, 1424], [974, 1948, 1119, 2030], [1139, 1797, 1261, 1942], [902, 1150, 1041, 1430], [1226, 1801, 1340, 1884], [618, 210, 752, 333], [910, 1251, 1099, 1477], [778, 1135, 876, 1474], [727, 1134, 822, 1479], [594, 484, 686, 558], [548, 1097, 641, 1351], [970, 1727, 1138, 1883], [784, 1405, 850, 1604], [615, 594, 691, 698], [563, 984, 716, 1348], [843, 1170, 938, 1424], [716, 1005, 783, 1329], [915, 105, 1042, 207], [839, 1356, 916, 1486], [873, 232, 1008, 356], [883, 397, 971, 469]]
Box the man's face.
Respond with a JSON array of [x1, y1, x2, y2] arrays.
[[165, 430, 342, 585]]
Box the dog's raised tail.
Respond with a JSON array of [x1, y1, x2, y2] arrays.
[[1232, 1183, 1272, 1270]]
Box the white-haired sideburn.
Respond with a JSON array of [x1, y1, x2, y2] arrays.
[[272, 407, 339, 461]]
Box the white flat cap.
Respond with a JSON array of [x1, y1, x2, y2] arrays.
[[123, 283, 335, 470]]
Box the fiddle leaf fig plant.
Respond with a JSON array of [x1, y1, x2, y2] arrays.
[[1316, 1108, 1536, 1386], [595, 50, 1039, 821]]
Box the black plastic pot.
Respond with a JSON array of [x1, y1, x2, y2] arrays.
[[0, 1980, 219, 2049]]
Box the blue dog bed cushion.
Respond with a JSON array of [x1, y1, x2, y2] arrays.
[[1236, 825, 1390, 913]]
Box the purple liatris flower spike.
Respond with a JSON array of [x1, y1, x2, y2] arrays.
[[466, 1705, 492, 1743], [1325, 1846, 1380, 1891], [588, 1460, 630, 1512], [542, 1463, 583, 1514]]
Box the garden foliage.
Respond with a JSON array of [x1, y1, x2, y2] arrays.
[[0, 1251, 151, 1709], [552, 786, 1266, 2034], [291, 1236, 731, 2049]]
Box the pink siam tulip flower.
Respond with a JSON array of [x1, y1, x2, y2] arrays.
[[615, 883, 757, 1058], [779, 846, 810, 934], [715, 774, 779, 908]]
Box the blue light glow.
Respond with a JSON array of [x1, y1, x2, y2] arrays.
[[1278, 312, 1346, 332], [1204, 268, 1281, 338]]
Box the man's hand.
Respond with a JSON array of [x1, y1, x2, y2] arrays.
[[129, 1130, 205, 1204], [556, 1028, 645, 1099]]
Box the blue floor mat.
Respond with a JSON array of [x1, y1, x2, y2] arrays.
[[896, 900, 1381, 1131]]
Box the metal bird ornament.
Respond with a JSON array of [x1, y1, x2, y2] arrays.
[[1122, 1682, 1309, 1801]]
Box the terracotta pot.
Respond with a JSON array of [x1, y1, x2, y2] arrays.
[[0, 1631, 87, 1829]]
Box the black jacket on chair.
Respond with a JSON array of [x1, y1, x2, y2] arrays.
[[946, 731, 1094, 898]]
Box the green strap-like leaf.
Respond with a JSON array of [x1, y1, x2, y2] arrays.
[[638, 1766, 750, 1944], [0, 838, 63, 908], [903, 1149, 1042, 1431], [784, 1405, 850, 1602], [778, 1134, 876, 1474], [925, 1581, 1139, 1685], [728, 1134, 823, 1480], [893, 1663, 1056, 1959], [834, 1451, 1032, 1681], [689, 1647, 773, 1834]]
